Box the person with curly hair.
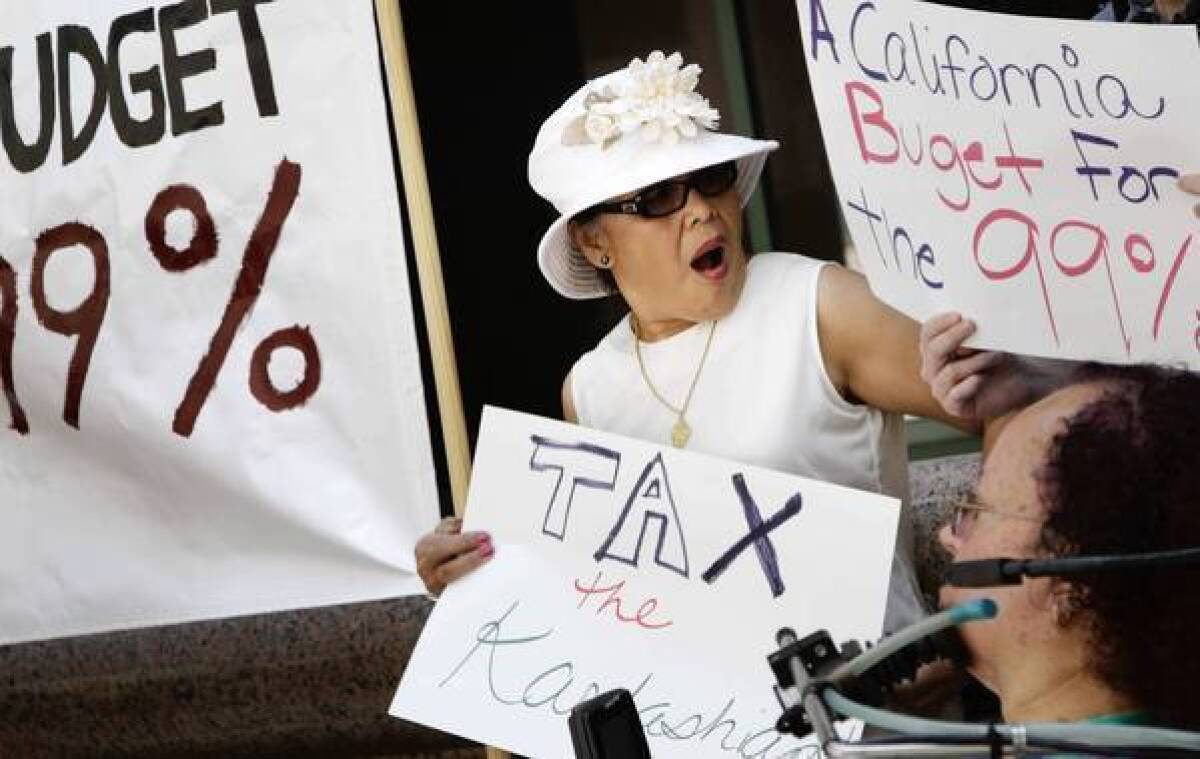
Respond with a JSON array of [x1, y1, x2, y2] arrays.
[[938, 363, 1200, 728]]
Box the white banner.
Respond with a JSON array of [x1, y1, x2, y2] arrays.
[[797, 0, 1200, 368], [0, 1, 438, 644], [392, 406, 899, 759]]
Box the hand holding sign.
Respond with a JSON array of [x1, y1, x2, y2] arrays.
[[415, 516, 493, 597], [919, 312, 1080, 420], [919, 313, 1014, 419], [1182, 173, 1200, 218]]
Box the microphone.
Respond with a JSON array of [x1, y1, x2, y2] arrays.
[[947, 547, 1200, 588], [946, 558, 1021, 588]]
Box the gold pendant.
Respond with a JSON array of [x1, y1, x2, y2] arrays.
[[671, 418, 691, 448]]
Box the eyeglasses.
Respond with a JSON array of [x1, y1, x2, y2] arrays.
[[948, 497, 1042, 540], [580, 161, 738, 220]]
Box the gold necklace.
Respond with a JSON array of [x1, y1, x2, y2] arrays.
[[632, 318, 717, 448]]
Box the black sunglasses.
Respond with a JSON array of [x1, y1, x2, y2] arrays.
[[577, 161, 738, 221]]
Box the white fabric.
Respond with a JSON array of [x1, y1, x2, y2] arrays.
[[0, 0, 439, 645], [570, 252, 923, 631]]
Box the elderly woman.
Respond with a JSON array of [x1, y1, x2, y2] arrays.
[[417, 51, 1007, 631], [938, 363, 1200, 728]]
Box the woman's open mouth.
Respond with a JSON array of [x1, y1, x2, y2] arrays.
[[690, 239, 728, 280]]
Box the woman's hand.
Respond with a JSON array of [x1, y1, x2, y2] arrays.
[[415, 516, 493, 598], [920, 313, 1080, 421], [919, 313, 1030, 420], [1181, 173, 1200, 218]]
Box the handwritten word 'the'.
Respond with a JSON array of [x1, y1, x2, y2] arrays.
[[573, 569, 673, 630]]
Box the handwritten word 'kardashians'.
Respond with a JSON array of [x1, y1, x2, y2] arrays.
[[438, 600, 820, 759]]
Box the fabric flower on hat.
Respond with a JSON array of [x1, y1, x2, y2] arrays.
[[562, 51, 721, 149]]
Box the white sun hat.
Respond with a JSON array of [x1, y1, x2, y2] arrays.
[[528, 51, 779, 299]]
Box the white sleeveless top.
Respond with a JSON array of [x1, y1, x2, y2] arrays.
[[570, 252, 922, 631]]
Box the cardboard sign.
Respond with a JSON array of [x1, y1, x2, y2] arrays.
[[797, 0, 1200, 367], [0, 1, 438, 644], [392, 407, 899, 759]]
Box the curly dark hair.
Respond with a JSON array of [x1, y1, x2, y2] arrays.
[[1036, 362, 1200, 728]]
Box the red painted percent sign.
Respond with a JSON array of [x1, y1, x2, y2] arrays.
[[0, 158, 320, 437]]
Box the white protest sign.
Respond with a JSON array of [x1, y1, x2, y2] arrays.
[[392, 406, 899, 759], [0, 1, 438, 644], [796, 0, 1200, 367]]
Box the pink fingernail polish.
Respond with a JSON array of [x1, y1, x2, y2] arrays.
[[478, 542, 495, 557]]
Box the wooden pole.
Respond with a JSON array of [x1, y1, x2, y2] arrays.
[[374, 0, 472, 518], [374, 4, 510, 759]]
